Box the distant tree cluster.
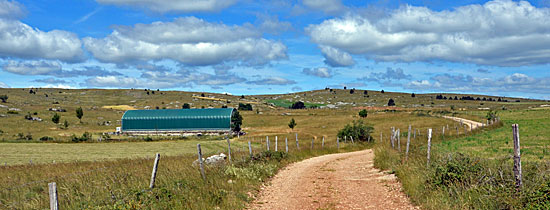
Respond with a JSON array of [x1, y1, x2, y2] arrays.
[[238, 103, 253, 111], [435, 94, 510, 102]]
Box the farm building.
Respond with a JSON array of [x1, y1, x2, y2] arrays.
[[121, 108, 240, 135]]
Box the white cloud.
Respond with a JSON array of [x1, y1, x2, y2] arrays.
[[360, 67, 412, 82], [96, 0, 237, 13], [41, 84, 75, 89], [248, 76, 296, 85], [257, 15, 292, 35], [85, 76, 140, 88], [0, 81, 9, 88], [405, 73, 550, 94], [83, 17, 287, 66], [302, 0, 346, 15], [302, 67, 332, 78], [0, 19, 83, 62], [0, 0, 25, 19], [307, 0, 550, 66], [2, 60, 61, 75], [319, 46, 355, 67]]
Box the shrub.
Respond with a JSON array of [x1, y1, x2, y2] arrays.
[[486, 110, 498, 120], [337, 120, 374, 142], [0, 95, 7, 103], [72, 132, 92, 143], [76, 107, 83, 123], [290, 101, 305, 109], [288, 118, 297, 130], [358, 109, 368, 118], [411, 93, 416, 97], [144, 136, 153, 142], [7, 110, 18, 114], [40, 136, 54, 141], [238, 103, 253, 111], [388, 98, 395, 106], [52, 113, 60, 124], [182, 103, 190, 109]]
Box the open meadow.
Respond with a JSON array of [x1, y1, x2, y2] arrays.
[[0, 88, 549, 209]]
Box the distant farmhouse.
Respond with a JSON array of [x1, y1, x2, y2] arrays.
[[121, 108, 239, 135]]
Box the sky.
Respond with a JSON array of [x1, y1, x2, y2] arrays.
[[0, 0, 550, 99]]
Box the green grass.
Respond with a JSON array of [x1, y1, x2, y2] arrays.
[[435, 109, 550, 161], [374, 109, 550, 209]]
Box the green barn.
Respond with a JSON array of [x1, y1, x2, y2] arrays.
[[121, 108, 239, 134]]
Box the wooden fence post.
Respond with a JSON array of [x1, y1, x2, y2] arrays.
[[311, 138, 314, 149], [197, 144, 206, 180], [512, 124, 522, 190], [275, 136, 278, 152], [464, 125, 468, 134], [344, 136, 347, 143], [350, 136, 354, 144], [48, 182, 59, 210], [150, 153, 160, 189], [391, 127, 395, 148], [248, 140, 252, 158], [266, 136, 270, 151], [406, 125, 411, 161], [380, 132, 383, 143], [442, 126, 445, 136], [285, 137, 289, 153], [296, 133, 300, 150], [227, 138, 231, 162], [397, 129, 401, 152], [413, 128, 416, 139], [337, 137, 340, 149], [427, 129, 432, 166], [322, 136, 325, 148]]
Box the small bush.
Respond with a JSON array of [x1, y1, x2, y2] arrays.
[[72, 132, 92, 143], [337, 120, 374, 142], [52, 113, 60, 124], [144, 136, 153, 142], [40, 136, 54, 141], [7, 110, 18, 114]]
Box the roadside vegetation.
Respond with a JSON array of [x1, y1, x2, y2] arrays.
[[374, 109, 550, 209]]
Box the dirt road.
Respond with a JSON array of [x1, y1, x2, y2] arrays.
[[251, 150, 417, 210], [442, 116, 484, 129]]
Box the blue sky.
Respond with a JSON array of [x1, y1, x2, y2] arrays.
[[1, 0, 550, 99]]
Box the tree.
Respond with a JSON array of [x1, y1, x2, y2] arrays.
[[411, 93, 416, 97], [231, 110, 243, 133], [288, 118, 297, 130], [182, 103, 191, 109], [349, 89, 355, 94], [52, 113, 60, 124], [238, 103, 253, 111], [381, 90, 385, 93], [387, 98, 395, 106], [76, 107, 83, 123], [290, 101, 306, 109], [358, 109, 368, 118], [0, 95, 7, 103], [64, 120, 69, 129], [363, 90, 368, 95]]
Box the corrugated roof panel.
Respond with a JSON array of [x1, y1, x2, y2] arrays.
[[121, 108, 235, 131]]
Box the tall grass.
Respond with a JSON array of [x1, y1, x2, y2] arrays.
[[0, 140, 371, 209], [374, 118, 550, 209]]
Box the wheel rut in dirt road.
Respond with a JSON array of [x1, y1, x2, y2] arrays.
[[251, 149, 418, 210]]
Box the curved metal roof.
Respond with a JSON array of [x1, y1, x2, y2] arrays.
[[121, 108, 235, 132]]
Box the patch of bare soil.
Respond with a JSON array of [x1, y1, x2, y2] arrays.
[[250, 150, 418, 210]]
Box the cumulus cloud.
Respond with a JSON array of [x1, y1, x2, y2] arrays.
[[32, 78, 69, 84], [302, 67, 332, 78], [248, 76, 296, 85], [302, 0, 347, 15], [96, 0, 237, 13], [320, 46, 355, 67], [257, 15, 292, 35], [0, 0, 25, 19], [84, 17, 287, 66], [360, 67, 411, 82], [0, 81, 9, 88], [307, 0, 550, 66], [404, 73, 550, 94], [140, 69, 246, 87], [2, 60, 61, 75], [85, 76, 140, 88], [1, 60, 121, 77], [0, 19, 83, 62]]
